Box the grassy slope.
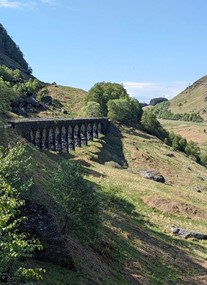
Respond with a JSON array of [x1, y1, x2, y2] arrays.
[[159, 119, 207, 147], [37, 85, 87, 118], [3, 122, 207, 285], [169, 76, 207, 120]]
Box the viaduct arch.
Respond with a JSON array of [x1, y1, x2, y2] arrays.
[[8, 118, 108, 152]]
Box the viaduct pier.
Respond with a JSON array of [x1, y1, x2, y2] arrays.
[[8, 117, 109, 152]]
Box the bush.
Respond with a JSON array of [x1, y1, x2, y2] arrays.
[[51, 160, 101, 244], [0, 144, 44, 284]]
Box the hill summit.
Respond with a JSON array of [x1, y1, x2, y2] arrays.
[[0, 23, 31, 75]]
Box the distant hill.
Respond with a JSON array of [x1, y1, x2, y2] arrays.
[[169, 76, 207, 120], [0, 23, 31, 77]]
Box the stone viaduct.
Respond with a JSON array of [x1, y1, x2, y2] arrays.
[[8, 117, 109, 152]]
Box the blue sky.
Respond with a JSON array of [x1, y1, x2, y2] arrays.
[[1, 0, 207, 102]]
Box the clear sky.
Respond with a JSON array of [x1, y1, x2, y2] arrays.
[[1, 0, 207, 102]]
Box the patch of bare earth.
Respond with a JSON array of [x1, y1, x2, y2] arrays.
[[142, 196, 207, 220]]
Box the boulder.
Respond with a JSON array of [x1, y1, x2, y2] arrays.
[[139, 170, 165, 183], [171, 226, 207, 240], [41, 95, 53, 104], [26, 95, 40, 107]]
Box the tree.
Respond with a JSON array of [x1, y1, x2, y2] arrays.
[[85, 82, 129, 116], [107, 97, 143, 125], [141, 111, 168, 140], [108, 99, 131, 123], [185, 140, 200, 161], [82, 101, 103, 117]]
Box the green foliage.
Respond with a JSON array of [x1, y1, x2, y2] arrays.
[[82, 101, 103, 117], [141, 110, 168, 140], [168, 132, 204, 163], [108, 98, 143, 125], [108, 99, 131, 123], [51, 160, 101, 244], [140, 111, 206, 165], [0, 143, 32, 192], [168, 133, 187, 152], [0, 65, 44, 111], [184, 140, 200, 161], [85, 82, 129, 116], [0, 144, 44, 284], [13, 78, 43, 99], [152, 101, 203, 122], [0, 65, 23, 82], [0, 78, 15, 111]]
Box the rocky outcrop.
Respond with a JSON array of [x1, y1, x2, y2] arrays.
[[171, 226, 207, 239], [12, 95, 47, 117], [139, 170, 165, 183], [20, 200, 75, 269]]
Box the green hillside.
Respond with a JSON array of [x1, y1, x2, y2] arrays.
[[0, 24, 32, 77], [169, 76, 207, 120], [1, 23, 207, 285], [36, 84, 87, 118], [1, 122, 207, 285]]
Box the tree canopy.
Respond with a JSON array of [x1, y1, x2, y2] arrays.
[[85, 82, 129, 116], [108, 98, 143, 124]]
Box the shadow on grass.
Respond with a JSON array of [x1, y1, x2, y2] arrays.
[[92, 185, 207, 285], [27, 141, 207, 285], [93, 123, 128, 167]]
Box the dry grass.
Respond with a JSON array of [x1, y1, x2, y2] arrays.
[[160, 119, 207, 146], [37, 85, 87, 118], [168, 75, 207, 120]]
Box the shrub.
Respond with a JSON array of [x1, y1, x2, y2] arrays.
[[0, 144, 44, 284], [51, 160, 101, 244]]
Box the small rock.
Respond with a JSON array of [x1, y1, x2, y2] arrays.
[[192, 186, 202, 193], [198, 176, 204, 181], [61, 108, 68, 114], [165, 153, 175, 157], [139, 170, 165, 183], [171, 226, 207, 240]]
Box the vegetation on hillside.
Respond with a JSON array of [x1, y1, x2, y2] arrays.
[[152, 101, 203, 122], [0, 144, 44, 284], [1, 22, 207, 285], [51, 160, 101, 244], [165, 75, 207, 120], [0, 65, 43, 113], [30, 122, 207, 285], [0, 24, 31, 73]]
